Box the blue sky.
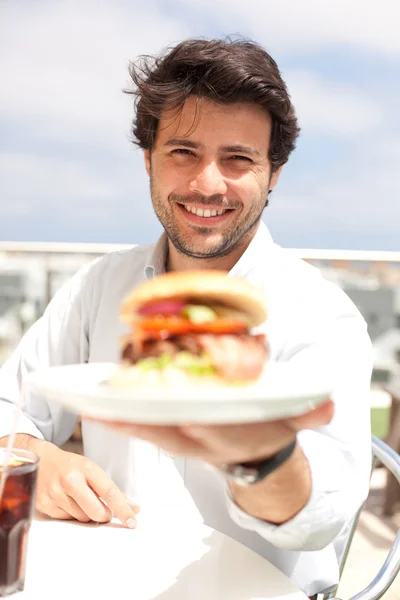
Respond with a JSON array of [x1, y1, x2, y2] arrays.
[[1, 0, 399, 250]]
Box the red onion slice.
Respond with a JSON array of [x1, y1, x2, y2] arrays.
[[139, 300, 186, 316]]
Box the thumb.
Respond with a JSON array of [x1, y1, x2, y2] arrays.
[[286, 399, 335, 432]]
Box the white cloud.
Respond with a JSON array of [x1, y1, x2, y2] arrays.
[[0, 0, 399, 248], [374, 138, 400, 163], [0, 149, 163, 242], [0, 151, 148, 218], [176, 0, 400, 55], [0, 0, 393, 144], [268, 136, 400, 243], [0, 0, 190, 148], [0, 153, 118, 216], [285, 71, 382, 136]]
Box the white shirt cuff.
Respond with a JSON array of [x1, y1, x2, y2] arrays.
[[225, 430, 360, 552], [0, 400, 45, 441]]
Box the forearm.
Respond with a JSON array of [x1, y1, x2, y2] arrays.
[[229, 443, 311, 524]]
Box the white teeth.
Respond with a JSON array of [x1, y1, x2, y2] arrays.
[[183, 205, 227, 218]]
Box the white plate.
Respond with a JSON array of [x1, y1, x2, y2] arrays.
[[25, 362, 333, 425]]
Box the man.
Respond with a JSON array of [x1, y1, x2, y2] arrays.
[[0, 38, 373, 596]]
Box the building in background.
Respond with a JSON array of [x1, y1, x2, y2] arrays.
[[343, 287, 397, 341]]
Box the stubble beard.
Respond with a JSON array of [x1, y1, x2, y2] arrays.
[[150, 175, 268, 261]]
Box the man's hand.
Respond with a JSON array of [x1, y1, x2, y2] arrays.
[[91, 400, 334, 466], [0, 435, 140, 527], [89, 400, 334, 524]]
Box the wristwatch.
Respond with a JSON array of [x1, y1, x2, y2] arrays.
[[217, 438, 297, 487]]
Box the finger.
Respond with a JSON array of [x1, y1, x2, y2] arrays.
[[46, 481, 92, 523], [127, 499, 141, 514], [84, 417, 141, 439], [58, 495, 92, 523], [36, 491, 76, 520], [83, 462, 138, 528], [182, 422, 293, 463], [42, 505, 77, 520], [92, 419, 139, 436], [182, 401, 334, 463], [117, 424, 205, 457], [61, 468, 113, 523], [286, 399, 335, 431]]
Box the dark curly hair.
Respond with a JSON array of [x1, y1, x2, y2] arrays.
[[125, 37, 300, 172]]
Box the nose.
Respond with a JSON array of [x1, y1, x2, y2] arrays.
[[189, 161, 227, 196]]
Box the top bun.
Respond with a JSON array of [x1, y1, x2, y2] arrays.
[[120, 270, 267, 328]]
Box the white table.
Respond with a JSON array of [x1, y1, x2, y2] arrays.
[[16, 508, 308, 600]]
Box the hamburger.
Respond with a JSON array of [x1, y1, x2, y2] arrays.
[[109, 270, 269, 388]]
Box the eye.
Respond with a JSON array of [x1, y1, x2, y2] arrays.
[[171, 148, 196, 156], [228, 155, 253, 163]]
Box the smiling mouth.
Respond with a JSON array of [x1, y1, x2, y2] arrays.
[[178, 203, 233, 218]]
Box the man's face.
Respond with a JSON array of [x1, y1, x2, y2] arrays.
[[144, 97, 281, 260]]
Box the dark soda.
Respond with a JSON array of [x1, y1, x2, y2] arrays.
[[0, 450, 38, 597]]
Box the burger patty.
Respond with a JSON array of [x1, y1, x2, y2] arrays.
[[122, 333, 268, 380]]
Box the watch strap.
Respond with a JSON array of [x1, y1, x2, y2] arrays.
[[218, 438, 297, 486]]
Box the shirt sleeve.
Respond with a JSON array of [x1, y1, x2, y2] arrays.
[[0, 261, 98, 446], [225, 312, 373, 551]]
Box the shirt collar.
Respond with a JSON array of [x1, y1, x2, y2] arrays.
[[144, 219, 274, 280], [228, 220, 274, 280], [144, 232, 169, 279]]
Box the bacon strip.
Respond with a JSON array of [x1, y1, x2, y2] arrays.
[[122, 333, 268, 381]]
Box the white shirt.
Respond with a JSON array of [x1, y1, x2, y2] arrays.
[[0, 222, 373, 596]]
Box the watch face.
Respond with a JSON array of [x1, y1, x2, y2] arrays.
[[218, 464, 259, 486], [216, 439, 297, 486]]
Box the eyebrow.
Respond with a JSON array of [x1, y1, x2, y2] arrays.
[[220, 144, 263, 158], [164, 138, 263, 158], [164, 139, 203, 150]]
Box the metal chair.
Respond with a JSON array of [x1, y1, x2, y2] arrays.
[[318, 435, 400, 600]]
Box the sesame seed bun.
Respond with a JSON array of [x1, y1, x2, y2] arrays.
[[120, 270, 267, 328]]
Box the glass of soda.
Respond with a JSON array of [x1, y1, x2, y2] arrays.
[[0, 449, 39, 597]]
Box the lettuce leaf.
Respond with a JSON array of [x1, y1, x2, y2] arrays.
[[136, 351, 216, 376], [181, 304, 217, 323]]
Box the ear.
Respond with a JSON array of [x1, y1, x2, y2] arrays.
[[144, 150, 151, 176], [269, 165, 283, 192]]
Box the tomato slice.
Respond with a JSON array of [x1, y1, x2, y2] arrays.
[[195, 320, 247, 334], [138, 316, 192, 335], [136, 316, 246, 336]]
